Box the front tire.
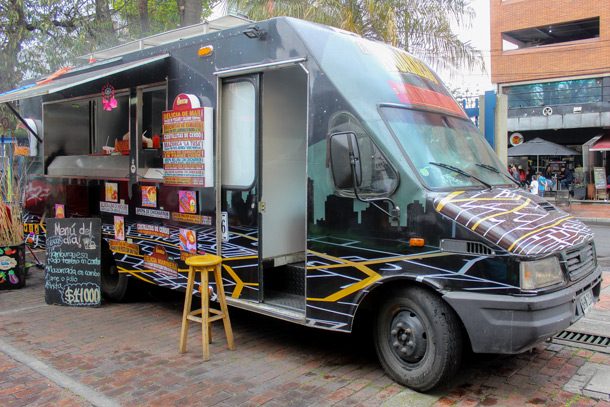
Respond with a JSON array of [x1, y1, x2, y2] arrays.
[[101, 253, 129, 302], [374, 286, 462, 391]]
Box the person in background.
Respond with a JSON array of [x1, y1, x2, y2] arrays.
[[509, 164, 519, 182], [529, 175, 539, 195], [518, 165, 527, 187], [544, 164, 552, 178], [526, 166, 534, 184], [537, 172, 548, 197], [559, 166, 574, 189]]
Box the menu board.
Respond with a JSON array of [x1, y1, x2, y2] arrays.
[[162, 94, 214, 187], [593, 167, 607, 189], [45, 218, 101, 307]]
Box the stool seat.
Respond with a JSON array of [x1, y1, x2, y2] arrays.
[[185, 254, 222, 268], [179, 254, 234, 360]]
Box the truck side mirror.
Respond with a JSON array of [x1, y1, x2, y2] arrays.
[[329, 132, 361, 189]]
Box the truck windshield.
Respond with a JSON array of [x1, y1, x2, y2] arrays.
[[381, 106, 514, 189]]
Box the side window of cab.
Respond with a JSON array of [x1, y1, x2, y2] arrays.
[[328, 112, 398, 197]]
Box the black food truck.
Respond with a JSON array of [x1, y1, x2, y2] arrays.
[[1, 16, 601, 391]]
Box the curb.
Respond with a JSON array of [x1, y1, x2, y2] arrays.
[[576, 217, 610, 225]]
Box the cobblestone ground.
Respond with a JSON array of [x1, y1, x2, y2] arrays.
[[0, 260, 608, 407]]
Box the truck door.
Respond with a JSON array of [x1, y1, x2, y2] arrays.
[[219, 66, 307, 311], [219, 75, 260, 302], [259, 66, 307, 310]]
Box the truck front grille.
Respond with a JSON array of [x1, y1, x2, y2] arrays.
[[562, 243, 596, 282]]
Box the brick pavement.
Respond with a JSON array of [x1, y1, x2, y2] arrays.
[[0, 261, 609, 406], [0, 352, 89, 407], [565, 203, 610, 222]]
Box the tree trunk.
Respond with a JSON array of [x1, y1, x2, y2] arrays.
[[177, 0, 202, 27], [139, 0, 150, 34], [94, 0, 114, 42]]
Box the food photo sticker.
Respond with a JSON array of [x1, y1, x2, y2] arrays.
[[105, 182, 118, 202], [114, 216, 125, 241], [178, 190, 198, 214], [55, 204, 65, 219], [141, 186, 157, 208], [179, 228, 197, 253]]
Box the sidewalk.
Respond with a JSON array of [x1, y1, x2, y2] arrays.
[[560, 201, 610, 224], [0, 259, 609, 405]]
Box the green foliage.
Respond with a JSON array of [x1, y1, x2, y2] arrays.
[[113, 0, 181, 36], [226, 0, 484, 73], [0, 0, 217, 92]]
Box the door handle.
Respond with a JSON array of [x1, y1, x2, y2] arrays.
[[258, 201, 266, 213]]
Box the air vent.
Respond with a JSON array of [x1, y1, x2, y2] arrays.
[[554, 330, 610, 353], [538, 201, 556, 211], [440, 239, 494, 256], [562, 243, 596, 281]]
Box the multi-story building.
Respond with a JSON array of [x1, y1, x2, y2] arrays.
[[490, 0, 610, 176]]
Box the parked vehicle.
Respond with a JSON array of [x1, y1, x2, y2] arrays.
[[2, 16, 601, 391]]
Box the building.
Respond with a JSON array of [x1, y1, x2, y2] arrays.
[[490, 0, 610, 180]]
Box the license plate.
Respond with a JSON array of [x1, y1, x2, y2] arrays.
[[579, 289, 595, 315]]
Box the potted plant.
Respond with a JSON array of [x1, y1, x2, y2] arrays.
[[0, 136, 26, 290]]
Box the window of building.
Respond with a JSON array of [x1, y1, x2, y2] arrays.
[[502, 17, 599, 51], [504, 78, 603, 108]]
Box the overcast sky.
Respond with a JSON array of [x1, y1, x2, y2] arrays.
[[213, 0, 493, 94], [442, 0, 493, 94]]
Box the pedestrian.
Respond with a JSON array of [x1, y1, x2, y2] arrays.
[[544, 164, 552, 178], [537, 173, 548, 197], [509, 164, 519, 182], [529, 175, 539, 195], [559, 166, 574, 189], [518, 165, 526, 187]]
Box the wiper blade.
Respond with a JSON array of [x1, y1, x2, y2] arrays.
[[429, 161, 492, 189], [475, 163, 520, 186]]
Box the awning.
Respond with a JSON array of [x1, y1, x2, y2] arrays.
[[0, 53, 169, 104], [589, 135, 610, 152], [508, 137, 578, 156]]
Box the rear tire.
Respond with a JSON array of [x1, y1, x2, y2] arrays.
[[373, 286, 462, 391], [101, 251, 129, 302]]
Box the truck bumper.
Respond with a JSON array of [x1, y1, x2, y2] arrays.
[[443, 267, 602, 354]]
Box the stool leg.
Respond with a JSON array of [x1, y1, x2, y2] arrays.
[[215, 264, 234, 350], [201, 268, 210, 361], [179, 270, 196, 353]]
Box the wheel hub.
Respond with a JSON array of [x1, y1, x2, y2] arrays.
[[389, 310, 427, 363]]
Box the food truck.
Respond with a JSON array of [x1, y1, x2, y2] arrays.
[[1, 16, 601, 391]]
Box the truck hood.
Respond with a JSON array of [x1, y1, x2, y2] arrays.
[[433, 188, 593, 256]]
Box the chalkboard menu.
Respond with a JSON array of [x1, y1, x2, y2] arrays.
[[593, 167, 607, 189], [45, 218, 101, 307]]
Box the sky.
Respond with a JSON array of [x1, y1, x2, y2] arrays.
[[212, 0, 494, 95], [441, 0, 493, 95]]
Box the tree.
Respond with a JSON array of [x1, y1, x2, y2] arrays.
[[225, 0, 483, 73]]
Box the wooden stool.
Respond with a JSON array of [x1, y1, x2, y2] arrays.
[[179, 254, 234, 360]]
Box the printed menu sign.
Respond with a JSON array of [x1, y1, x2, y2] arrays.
[[593, 167, 607, 189], [161, 94, 213, 187], [45, 218, 101, 307]]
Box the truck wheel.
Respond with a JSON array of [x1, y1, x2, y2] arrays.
[[373, 286, 462, 391], [101, 258, 129, 302]]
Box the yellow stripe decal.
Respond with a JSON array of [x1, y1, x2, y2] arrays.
[[306, 251, 450, 270], [223, 264, 246, 298], [470, 198, 531, 231], [507, 216, 573, 252], [306, 250, 451, 302], [435, 190, 464, 212]]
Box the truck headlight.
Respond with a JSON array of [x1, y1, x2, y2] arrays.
[[520, 257, 564, 290]]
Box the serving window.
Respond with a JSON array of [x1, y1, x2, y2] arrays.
[[137, 85, 166, 175], [43, 83, 167, 180]]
